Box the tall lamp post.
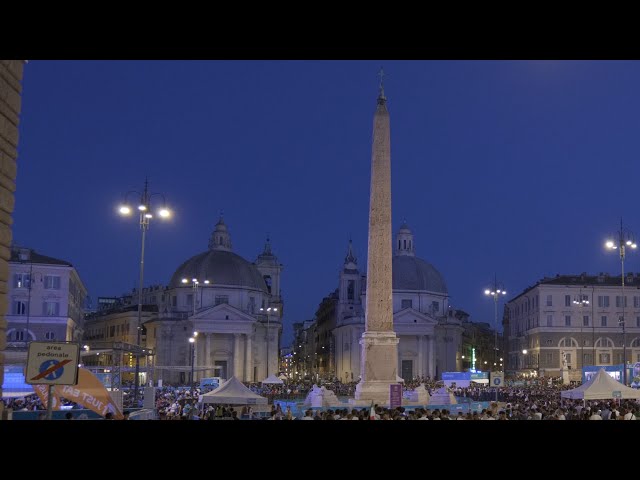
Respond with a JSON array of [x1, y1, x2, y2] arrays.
[[522, 349, 527, 373], [259, 306, 278, 378], [605, 219, 637, 385], [189, 334, 196, 394], [181, 278, 211, 315], [118, 179, 172, 404], [573, 291, 589, 370], [484, 277, 507, 369]]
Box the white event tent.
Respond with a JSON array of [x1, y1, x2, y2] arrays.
[[561, 368, 640, 400], [261, 374, 284, 384], [200, 376, 268, 405]]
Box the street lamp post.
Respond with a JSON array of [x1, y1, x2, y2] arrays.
[[189, 335, 196, 394], [484, 276, 507, 369], [605, 219, 637, 385], [522, 349, 527, 373], [118, 179, 172, 404], [259, 306, 278, 378], [573, 292, 590, 371], [181, 278, 211, 315]]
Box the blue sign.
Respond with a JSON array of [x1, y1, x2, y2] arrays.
[[442, 372, 470, 381], [39, 360, 65, 381], [470, 371, 489, 380]]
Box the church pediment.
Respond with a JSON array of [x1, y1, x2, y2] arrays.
[[394, 308, 438, 326], [191, 303, 256, 323]]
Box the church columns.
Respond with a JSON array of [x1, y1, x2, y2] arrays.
[[244, 334, 252, 382], [428, 335, 435, 378], [418, 335, 424, 378], [233, 333, 242, 379], [205, 333, 211, 374]]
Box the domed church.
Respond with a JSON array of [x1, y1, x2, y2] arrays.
[[144, 217, 283, 384], [330, 223, 462, 382]]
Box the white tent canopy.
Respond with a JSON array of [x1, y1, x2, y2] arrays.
[[261, 374, 284, 384], [200, 376, 268, 405], [561, 368, 640, 400]]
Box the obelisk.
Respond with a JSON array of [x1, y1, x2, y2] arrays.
[[354, 69, 399, 404]]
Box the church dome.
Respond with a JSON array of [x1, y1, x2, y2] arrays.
[[391, 222, 447, 294], [169, 217, 268, 292], [169, 250, 268, 292], [392, 255, 448, 294]]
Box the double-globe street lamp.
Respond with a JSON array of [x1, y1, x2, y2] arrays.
[[605, 219, 637, 385], [484, 277, 507, 369], [118, 179, 172, 404], [182, 278, 211, 315], [259, 306, 278, 378]]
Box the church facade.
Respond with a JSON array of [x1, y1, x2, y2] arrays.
[[84, 217, 283, 385], [294, 224, 463, 383]]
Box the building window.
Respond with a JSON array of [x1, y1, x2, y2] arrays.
[[43, 301, 59, 316], [565, 353, 572, 364], [595, 338, 614, 348], [616, 296, 627, 308], [11, 330, 25, 341], [583, 315, 589, 327], [546, 295, 552, 306], [583, 353, 592, 365], [545, 352, 553, 364], [546, 314, 552, 327], [635, 296, 640, 308], [249, 297, 256, 313], [598, 296, 609, 308], [637, 316, 640, 328], [401, 299, 412, 309], [215, 295, 229, 306], [13, 273, 31, 289], [601, 316, 607, 327], [615, 353, 623, 364], [347, 280, 355, 301], [12, 300, 27, 315], [187, 294, 193, 306], [44, 275, 61, 290], [431, 301, 439, 314], [45, 331, 55, 340], [263, 275, 272, 294], [110, 326, 115, 337], [565, 315, 571, 326], [565, 295, 571, 307], [599, 353, 611, 364]]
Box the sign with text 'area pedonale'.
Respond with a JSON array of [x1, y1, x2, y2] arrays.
[[25, 342, 80, 385]]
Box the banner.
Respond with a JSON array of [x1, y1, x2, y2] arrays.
[[32, 384, 62, 411], [56, 368, 124, 419]]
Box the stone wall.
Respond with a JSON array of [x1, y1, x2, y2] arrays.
[[0, 60, 25, 396]]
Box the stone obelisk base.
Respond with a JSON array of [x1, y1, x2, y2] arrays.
[[351, 331, 399, 405]]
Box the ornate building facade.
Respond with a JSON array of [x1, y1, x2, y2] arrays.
[[504, 272, 640, 382], [4, 246, 88, 366], [295, 224, 464, 382], [84, 217, 283, 385]]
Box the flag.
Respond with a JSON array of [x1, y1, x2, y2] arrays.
[[369, 400, 375, 420], [32, 384, 62, 411], [55, 368, 124, 419]]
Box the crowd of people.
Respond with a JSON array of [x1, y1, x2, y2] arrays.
[[3, 375, 640, 420]]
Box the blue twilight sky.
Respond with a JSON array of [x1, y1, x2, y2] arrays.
[[13, 60, 640, 344]]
